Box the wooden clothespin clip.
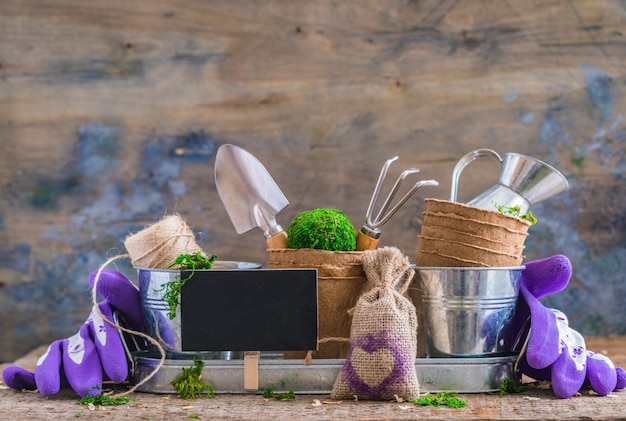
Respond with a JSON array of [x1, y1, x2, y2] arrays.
[[243, 351, 260, 390]]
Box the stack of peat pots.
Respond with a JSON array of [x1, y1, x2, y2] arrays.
[[416, 198, 530, 267]]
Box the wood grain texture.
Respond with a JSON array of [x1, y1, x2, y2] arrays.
[[0, 0, 625, 361]]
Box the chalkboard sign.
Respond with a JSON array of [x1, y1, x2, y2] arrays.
[[180, 269, 318, 351]]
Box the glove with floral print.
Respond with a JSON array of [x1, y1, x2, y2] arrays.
[[512, 255, 626, 398], [2, 269, 143, 397]]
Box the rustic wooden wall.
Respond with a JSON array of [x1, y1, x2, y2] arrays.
[[1, 0, 625, 362]]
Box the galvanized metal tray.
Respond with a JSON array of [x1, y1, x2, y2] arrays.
[[129, 352, 518, 394]]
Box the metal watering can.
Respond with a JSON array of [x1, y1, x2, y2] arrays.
[[450, 149, 569, 213]]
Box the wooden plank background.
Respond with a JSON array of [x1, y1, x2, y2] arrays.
[[0, 0, 625, 362]]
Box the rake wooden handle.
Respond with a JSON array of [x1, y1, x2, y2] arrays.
[[266, 230, 288, 249], [356, 230, 379, 251]]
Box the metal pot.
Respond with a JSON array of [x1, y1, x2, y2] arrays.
[[410, 266, 524, 357]]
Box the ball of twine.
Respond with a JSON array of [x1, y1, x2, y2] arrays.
[[124, 214, 204, 269]]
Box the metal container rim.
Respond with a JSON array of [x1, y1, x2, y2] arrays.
[[412, 265, 525, 271], [135, 260, 262, 272]]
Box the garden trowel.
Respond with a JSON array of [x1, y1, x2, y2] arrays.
[[215, 144, 289, 248]]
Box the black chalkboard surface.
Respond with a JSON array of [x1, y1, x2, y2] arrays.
[[180, 269, 318, 351]]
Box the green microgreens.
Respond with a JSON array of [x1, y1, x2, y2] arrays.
[[407, 392, 467, 408], [171, 358, 214, 399], [168, 252, 218, 271], [492, 201, 537, 225], [157, 252, 218, 320], [499, 377, 528, 397], [261, 388, 296, 401], [78, 385, 130, 407]]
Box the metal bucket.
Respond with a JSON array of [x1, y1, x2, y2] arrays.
[[410, 266, 523, 357], [138, 261, 261, 360]]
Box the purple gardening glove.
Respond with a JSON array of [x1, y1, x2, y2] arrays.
[[512, 255, 626, 398], [2, 269, 144, 397]]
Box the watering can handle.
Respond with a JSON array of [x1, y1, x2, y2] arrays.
[[450, 149, 503, 202]]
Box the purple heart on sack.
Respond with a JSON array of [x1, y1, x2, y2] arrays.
[[342, 330, 412, 396]]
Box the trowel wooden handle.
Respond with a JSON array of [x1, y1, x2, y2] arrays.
[[356, 230, 379, 251], [266, 230, 288, 249]]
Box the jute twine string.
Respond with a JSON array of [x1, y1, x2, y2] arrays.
[[90, 214, 206, 396], [124, 214, 204, 269], [90, 254, 166, 397], [303, 337, 351, 365]]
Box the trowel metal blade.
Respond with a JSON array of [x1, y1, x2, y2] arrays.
[[214, 144, 289, 235]]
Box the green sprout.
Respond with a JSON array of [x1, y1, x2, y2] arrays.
[[407, 392, 467, 408], [78, 385, 130, 407], [499, 377, 528, 397], [571, 156, 584, 167], [261, 388, 296, 400], [171, 358, 214, 399], [158, 252, 218, 320], [168, 252, 219, 271], [492, 201, 537, 225]]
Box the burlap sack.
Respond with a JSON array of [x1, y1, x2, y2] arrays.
[[267, 248, 368, 359], [331, 247, 419, 401]]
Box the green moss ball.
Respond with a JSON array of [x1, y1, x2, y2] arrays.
[[287, 208, 356, 251]]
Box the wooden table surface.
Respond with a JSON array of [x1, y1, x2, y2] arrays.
[[1, 336, 624, 420]]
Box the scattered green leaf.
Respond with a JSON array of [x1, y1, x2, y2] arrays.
[[492, 201, 537, 225], [571, 156, 584, 167], [158, 252, 218, 319], [261, 388, 296, 401], [407, 392, 467, 408], [188, 415, 200, 419], [499, 377, 528, 397], [171, 358, 214, 399], [78, 385, 131, 407]]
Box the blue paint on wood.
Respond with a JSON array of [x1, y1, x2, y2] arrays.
[[539, 117, 572, 146], [529, 85, 626, 335], [28, 176, 79, 211], [76, 124, 121, 178], [503, 89, 517, 103], [520, 111, 535, 125], [579, 64, 615, 123], [0, 243, 31, 272], [168, 130, 218, 161], [526, 194, 626, 336], [47, 59, 145, 83]]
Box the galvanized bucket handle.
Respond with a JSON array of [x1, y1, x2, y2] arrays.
[[511, 315, 532, 383], [450, 148, 502, 202]]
